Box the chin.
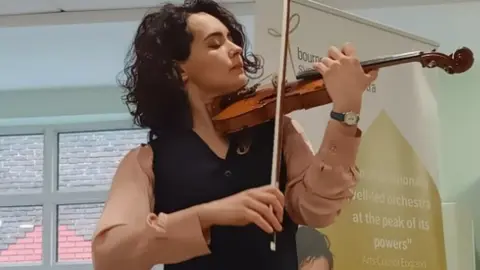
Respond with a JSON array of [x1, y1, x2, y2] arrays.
[[237, 73, 248, 84], [235, 76, 249, 89]]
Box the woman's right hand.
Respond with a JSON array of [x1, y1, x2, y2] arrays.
[[196, 185, 285, 234]]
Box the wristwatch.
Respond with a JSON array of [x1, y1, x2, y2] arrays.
[[330, 111, 360, 126]]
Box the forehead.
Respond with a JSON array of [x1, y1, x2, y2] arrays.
[[186, 12, 228, 38]]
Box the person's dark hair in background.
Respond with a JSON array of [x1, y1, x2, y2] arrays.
[[296, 226, 334, 270]]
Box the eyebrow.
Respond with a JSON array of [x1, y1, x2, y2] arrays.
[[203, 31, 230, 41]]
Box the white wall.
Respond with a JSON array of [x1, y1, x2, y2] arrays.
[[0, 22, 135, 91], [0, 5, 254, 124], [442, 202, 476, 270], [0, 11, 254, 91]]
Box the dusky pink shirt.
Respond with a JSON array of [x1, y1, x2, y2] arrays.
[[91, 116, 361, 270]]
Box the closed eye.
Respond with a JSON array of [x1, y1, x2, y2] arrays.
[[204, 31, 233, 48]]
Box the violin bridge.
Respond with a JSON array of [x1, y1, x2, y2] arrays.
[[271, 73, 288, 91], [271, 73, 278, 90]]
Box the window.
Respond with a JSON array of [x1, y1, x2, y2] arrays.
[[58, 129, 148, 191], [0, 206, 43, 265], [0, 135, 44, 194], [0, 135, 44, 265], [0, 123, 148, 269], [57, 203, 104, 262]]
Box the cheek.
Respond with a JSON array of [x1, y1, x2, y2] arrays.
[[207, 47, 232, 66], [189, 53, 226, 78]]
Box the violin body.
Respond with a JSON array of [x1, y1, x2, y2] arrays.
[[209, 47, 474, 135], [212, 80, 330, 134]]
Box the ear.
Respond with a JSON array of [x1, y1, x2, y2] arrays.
[[176, 62, 188, 83], [179, 67, 188, 82]]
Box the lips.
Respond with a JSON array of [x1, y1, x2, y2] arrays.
[[231, 63, 243, 70]]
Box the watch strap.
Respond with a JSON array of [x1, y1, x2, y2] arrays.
[[330, 111, 360, 125], [330, 111, 346, 122]]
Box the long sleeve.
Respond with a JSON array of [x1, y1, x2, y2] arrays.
[[283, 116, 361, 228], [91, 145, 211, 270]]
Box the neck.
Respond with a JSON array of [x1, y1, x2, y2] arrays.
[[188, 88, 232, 159], [191, 101, 216, 133], [187, 86, 224, 139]]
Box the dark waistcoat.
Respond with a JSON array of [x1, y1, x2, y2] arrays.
[[150, 121, 298, 270]]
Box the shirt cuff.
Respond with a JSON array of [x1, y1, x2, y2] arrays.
[[157, 211, 211, 257]]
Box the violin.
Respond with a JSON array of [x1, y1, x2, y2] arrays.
[[208, 47, 474, 135]]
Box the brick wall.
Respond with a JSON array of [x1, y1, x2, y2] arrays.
[[0, 224, 96, 263], [0, 135, 43, 193], [0, 129, 148, 264], [58, 130, 148, 190]]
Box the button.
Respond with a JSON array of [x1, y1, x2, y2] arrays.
[[236, 145, 250, 155], [224, 170, 232, 177]]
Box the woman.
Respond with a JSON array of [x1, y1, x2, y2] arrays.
[[91, 0, 377, 270]]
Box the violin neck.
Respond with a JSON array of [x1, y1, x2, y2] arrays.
[[360, 51, 423, 71], [296, 51, 424, 80]]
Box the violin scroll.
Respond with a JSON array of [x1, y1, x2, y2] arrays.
[[420, 47, 474, 74]]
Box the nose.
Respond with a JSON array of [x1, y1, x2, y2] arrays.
[[228, 42, 243, 57]]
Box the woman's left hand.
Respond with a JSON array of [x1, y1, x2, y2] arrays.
[[313, 42, 378, 112]]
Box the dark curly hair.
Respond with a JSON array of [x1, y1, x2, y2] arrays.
[[296, 226, 334, 269], [119, 0, 262, 140]]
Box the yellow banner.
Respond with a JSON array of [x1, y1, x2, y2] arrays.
[[296, 111, 445, 269]]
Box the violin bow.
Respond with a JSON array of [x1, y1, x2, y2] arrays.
[[269, 0, 292, 252]]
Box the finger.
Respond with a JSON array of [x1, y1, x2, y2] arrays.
[[366, 69, 379, 81], [246, 197, 283, 232], [245, 208, 274, 234], [341, 42, 356, 57], [320, 57, 336, 68], [327, 46, 345, 60], [258, 185, 285, 206], [256, 186, 285, 218], [313, 62, 328, 75], [266, 188, 285, 221], [251, 192, 284, 228], [251, 191, 284, 223]]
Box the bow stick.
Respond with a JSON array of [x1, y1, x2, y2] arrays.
[[269, 0, 292, 252]]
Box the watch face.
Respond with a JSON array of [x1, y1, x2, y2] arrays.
[[344, 112, 359, 125]]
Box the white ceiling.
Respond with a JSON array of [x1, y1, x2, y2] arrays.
[[1, 0, 480, 17], [0, 0, 249, 16]]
